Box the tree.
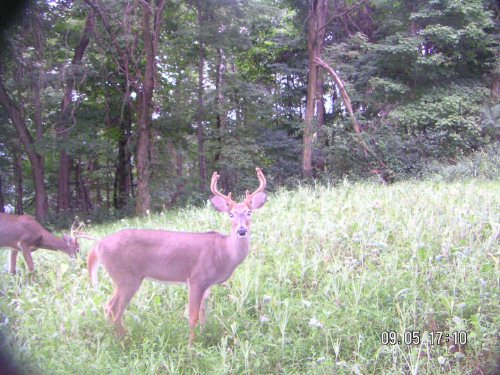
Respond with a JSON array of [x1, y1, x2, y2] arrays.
[[0, 69, 49, 220], [56, 9, 95, 211], [302, 0, 327, 178], [86, 0, 165, 216], [0, 174, 5, 212]]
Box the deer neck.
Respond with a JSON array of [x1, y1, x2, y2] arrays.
[[40, 231, 68, 251], [226, 232, 250, 266]]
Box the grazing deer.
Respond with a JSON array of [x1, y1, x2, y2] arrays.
[[0, 213, 80, 274], [87, 167, 267, 344]]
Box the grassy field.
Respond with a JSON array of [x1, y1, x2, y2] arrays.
[[0, 179, 498, 374]]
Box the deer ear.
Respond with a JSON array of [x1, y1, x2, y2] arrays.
[[249, 192, 267, 210], [210, 196, 230, 213]]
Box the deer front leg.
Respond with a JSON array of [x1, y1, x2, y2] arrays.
[[20, 245, 35, 272], [199, 288, 211, 328], [188, 285, 206, 345], [9, 250, 19, 274]]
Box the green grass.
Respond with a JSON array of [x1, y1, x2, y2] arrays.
[[1, 179, 499, 374]]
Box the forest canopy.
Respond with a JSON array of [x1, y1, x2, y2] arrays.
[[0, 0, 498, 222]]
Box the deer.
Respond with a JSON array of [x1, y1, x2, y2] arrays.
[[87, 167, 267, 344], [0, 213, 81, 274]]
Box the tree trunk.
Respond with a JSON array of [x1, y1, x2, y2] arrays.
[[196, 0, 206, 191], [57, 10, 94, 211], [75, 159, 92, 213], [135, 3, 153, 216], [88, 156, 102, 208], [0, 174, 5, 213], [135, 0, 165, 215], [0, 78, 48, 220], [314, 68, 326, 172], [135, 93, 152, 215], [492, 70, 499, 102], [13, 142, 24, 215], [57, 149, 72, 211], [214, 48, 226, 164], [31, 8, 45, 184], [114, 108, 133, 209], [303, 0, 327, 178]]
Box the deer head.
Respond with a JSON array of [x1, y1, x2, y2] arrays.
[[65, 222, 94, 258], [210, 167, 267, 238]]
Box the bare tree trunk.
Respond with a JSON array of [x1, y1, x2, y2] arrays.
[[214, 48, 226, 164], [57, 150, 72, 211], [492, 70, 499, 102], [88, 156, 102, 208], [196, 0, 206, 191], [31, 8, 45, 185], [314, 68, 326, 172], [0, 173, 4, 213], [105, 157, 111, 212], [135, 0, 165, 215], [113, 105, 133, 209], [75, 159, 92, 212], [303, 0, 327, 178], [57, 10, 94, 211], [0, 79, 48, 220], [13, 142, 24, 215]]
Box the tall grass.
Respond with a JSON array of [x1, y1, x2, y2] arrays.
[[1, 179, 498, 374]]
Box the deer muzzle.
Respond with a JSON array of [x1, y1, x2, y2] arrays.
[[237, 227, 248, 237]]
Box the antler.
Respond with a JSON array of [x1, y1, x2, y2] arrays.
[[211, 171, 235, 205], [244, 167, 266, 205], [70, 221, 96, 241]]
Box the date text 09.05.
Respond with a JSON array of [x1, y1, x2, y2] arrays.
[[380, 331, 468, 346]]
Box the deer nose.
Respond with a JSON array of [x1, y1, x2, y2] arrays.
[[237, 228, 248, 237]]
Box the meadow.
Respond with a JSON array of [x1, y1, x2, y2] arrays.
[[0, 178, 498, 374]]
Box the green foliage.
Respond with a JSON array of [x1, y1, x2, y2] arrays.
[[0, 0, 498, 217], [388, 82, 492, 156], [1, 179, 499, 373], [420, 143, 500, 181], [319, 0, 498, 179], [368, 77, 410, 101]]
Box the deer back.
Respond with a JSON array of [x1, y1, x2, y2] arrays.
[[0, 213, 45, 248]]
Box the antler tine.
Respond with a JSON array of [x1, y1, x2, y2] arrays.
[[245, 167, 267, 201], [70, 221, 84, 238], [211, 171, 234, 204], [70, 221, 96, 241]]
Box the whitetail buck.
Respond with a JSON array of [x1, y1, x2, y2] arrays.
[[0, 213, 80, 274], [87, 167, 267, 344]]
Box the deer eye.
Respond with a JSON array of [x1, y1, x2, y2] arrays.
[[247, 211, 252, 216], [229, 212, 234, 218]]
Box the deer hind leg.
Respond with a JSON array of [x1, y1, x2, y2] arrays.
[[9, 250, 19, 274], [108, 281, 142, 337], [199, 288, 211, 328], [187, 285, 207, 345], [105, 289, 119, 322]]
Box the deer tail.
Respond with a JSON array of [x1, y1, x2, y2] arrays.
[[87, 244, 100, 288]]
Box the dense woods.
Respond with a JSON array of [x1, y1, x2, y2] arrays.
[[0, 0, 498, 221]]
